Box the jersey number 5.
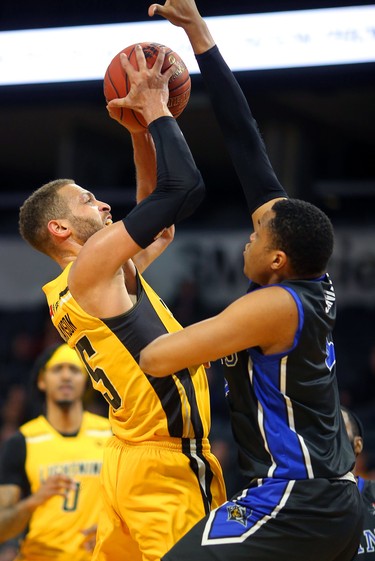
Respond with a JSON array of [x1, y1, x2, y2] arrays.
[[76, 335, 122, 410]]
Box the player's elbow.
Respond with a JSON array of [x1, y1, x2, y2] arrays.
[[139, 347, 169, 377], [175, 170, 205, 223]]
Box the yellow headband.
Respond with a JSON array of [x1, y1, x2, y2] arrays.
[[44, 344, 86, 373]]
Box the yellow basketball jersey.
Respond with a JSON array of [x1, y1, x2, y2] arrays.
[[16, 413, 111, 561], [42, 263, 212, 442]]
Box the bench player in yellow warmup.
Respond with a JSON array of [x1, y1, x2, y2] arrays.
[[0, 343, 112, 561]]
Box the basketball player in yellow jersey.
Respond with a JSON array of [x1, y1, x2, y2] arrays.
[[18, 47, 226, 560], [0, 343, 112, 561]]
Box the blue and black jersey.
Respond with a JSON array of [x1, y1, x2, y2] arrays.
[[222, 273, 355, 481]]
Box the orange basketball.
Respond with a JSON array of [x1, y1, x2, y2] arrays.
[[104, 42, 191, 132]]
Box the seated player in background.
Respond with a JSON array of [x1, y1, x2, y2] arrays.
[[0, 343, 112, 561]]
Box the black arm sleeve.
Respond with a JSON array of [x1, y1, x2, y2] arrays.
[[195, 45, 287, 214], [0, 432, 30, 496], [123, 116, 205, 248]]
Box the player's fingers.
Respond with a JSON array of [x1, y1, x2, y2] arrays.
[[107, 98, 127, 108], [134, 44, 147, 71], [148, 4, 163, 17], [163, 59, 178, 82], [48, 473, 73, 486], [61, 475, 75, 486], [50, 475, 77, 491], [119, 53, 134, 76], [61, 480, 79, 497], [107, 95, 136, 113], [152, 46, 166, 74]]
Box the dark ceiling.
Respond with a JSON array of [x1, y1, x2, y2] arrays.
[[0, 0, 374, 233], [1, 0, 374, 30]]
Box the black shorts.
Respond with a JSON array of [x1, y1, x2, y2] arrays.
[[162, 477, 363, 561]]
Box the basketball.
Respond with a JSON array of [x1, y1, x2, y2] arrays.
[[104, 42, 191, 132]]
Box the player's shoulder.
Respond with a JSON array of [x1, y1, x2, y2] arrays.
[[42, 262, 71, 295], [82, 411, 112, 434], [19, 415, 49, 437]]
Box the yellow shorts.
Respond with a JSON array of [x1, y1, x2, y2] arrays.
[[92, 435, 226, 561]]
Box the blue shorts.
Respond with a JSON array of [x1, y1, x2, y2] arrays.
[[162, 477, 363, 561]]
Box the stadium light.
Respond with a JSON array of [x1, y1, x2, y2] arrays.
[[0, 5, 374, 86]]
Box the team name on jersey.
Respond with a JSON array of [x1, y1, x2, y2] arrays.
[[39, 460, 102, 480], [57, 313, 77, 342]]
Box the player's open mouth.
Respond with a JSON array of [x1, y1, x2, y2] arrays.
[[105, 218, 113, 226]]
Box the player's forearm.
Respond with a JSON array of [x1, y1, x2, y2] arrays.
[[131, 131, 157, 202], [123, 117, 204, 249], [139, 317, 220, 376], [195, 46, 286, 214], [0, 498, 36, 542], [182, 16, 215, 55], [140, 332, 188, 376]]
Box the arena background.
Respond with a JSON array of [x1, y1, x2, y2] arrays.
[[0, 0, 374, 499]]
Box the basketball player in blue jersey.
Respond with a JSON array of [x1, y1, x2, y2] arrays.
[[342, 406, 375, 560], [18, 47, 226, 561], [138, 1, 363, 560]]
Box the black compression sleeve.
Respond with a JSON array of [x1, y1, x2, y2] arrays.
[[195, 46, 287, 214], [123, 116, 205, 248]]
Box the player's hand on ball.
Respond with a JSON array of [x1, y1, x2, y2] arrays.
[[104, 42, 191, 132], [107, 45, 175, 125]]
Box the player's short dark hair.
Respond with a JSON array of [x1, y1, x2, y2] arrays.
[[341, 405, 364, 440], [268, 198, 334, 277], [19, 178, 75, 255]]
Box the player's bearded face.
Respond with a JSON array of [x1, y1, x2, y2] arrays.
[[68, 213, 104, 244]]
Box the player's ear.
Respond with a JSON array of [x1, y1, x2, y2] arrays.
[[37, 372, 46, 392], [47, 219, 71, 240], [354, 436, 363, 456], [271, 250, 287, 271]]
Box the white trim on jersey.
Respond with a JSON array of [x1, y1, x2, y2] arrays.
[[281, 356, 314, 479], [201, 480, 295, 545]]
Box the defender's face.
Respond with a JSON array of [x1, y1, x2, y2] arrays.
[[61, 183, 112, 244], [243, 210, 275, 285]]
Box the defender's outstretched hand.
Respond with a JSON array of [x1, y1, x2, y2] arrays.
[[148, 0, 200, 26], [148, 0, 215, 54]]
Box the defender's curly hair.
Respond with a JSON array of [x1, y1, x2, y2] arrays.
[[268, 198, 334, 277]]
